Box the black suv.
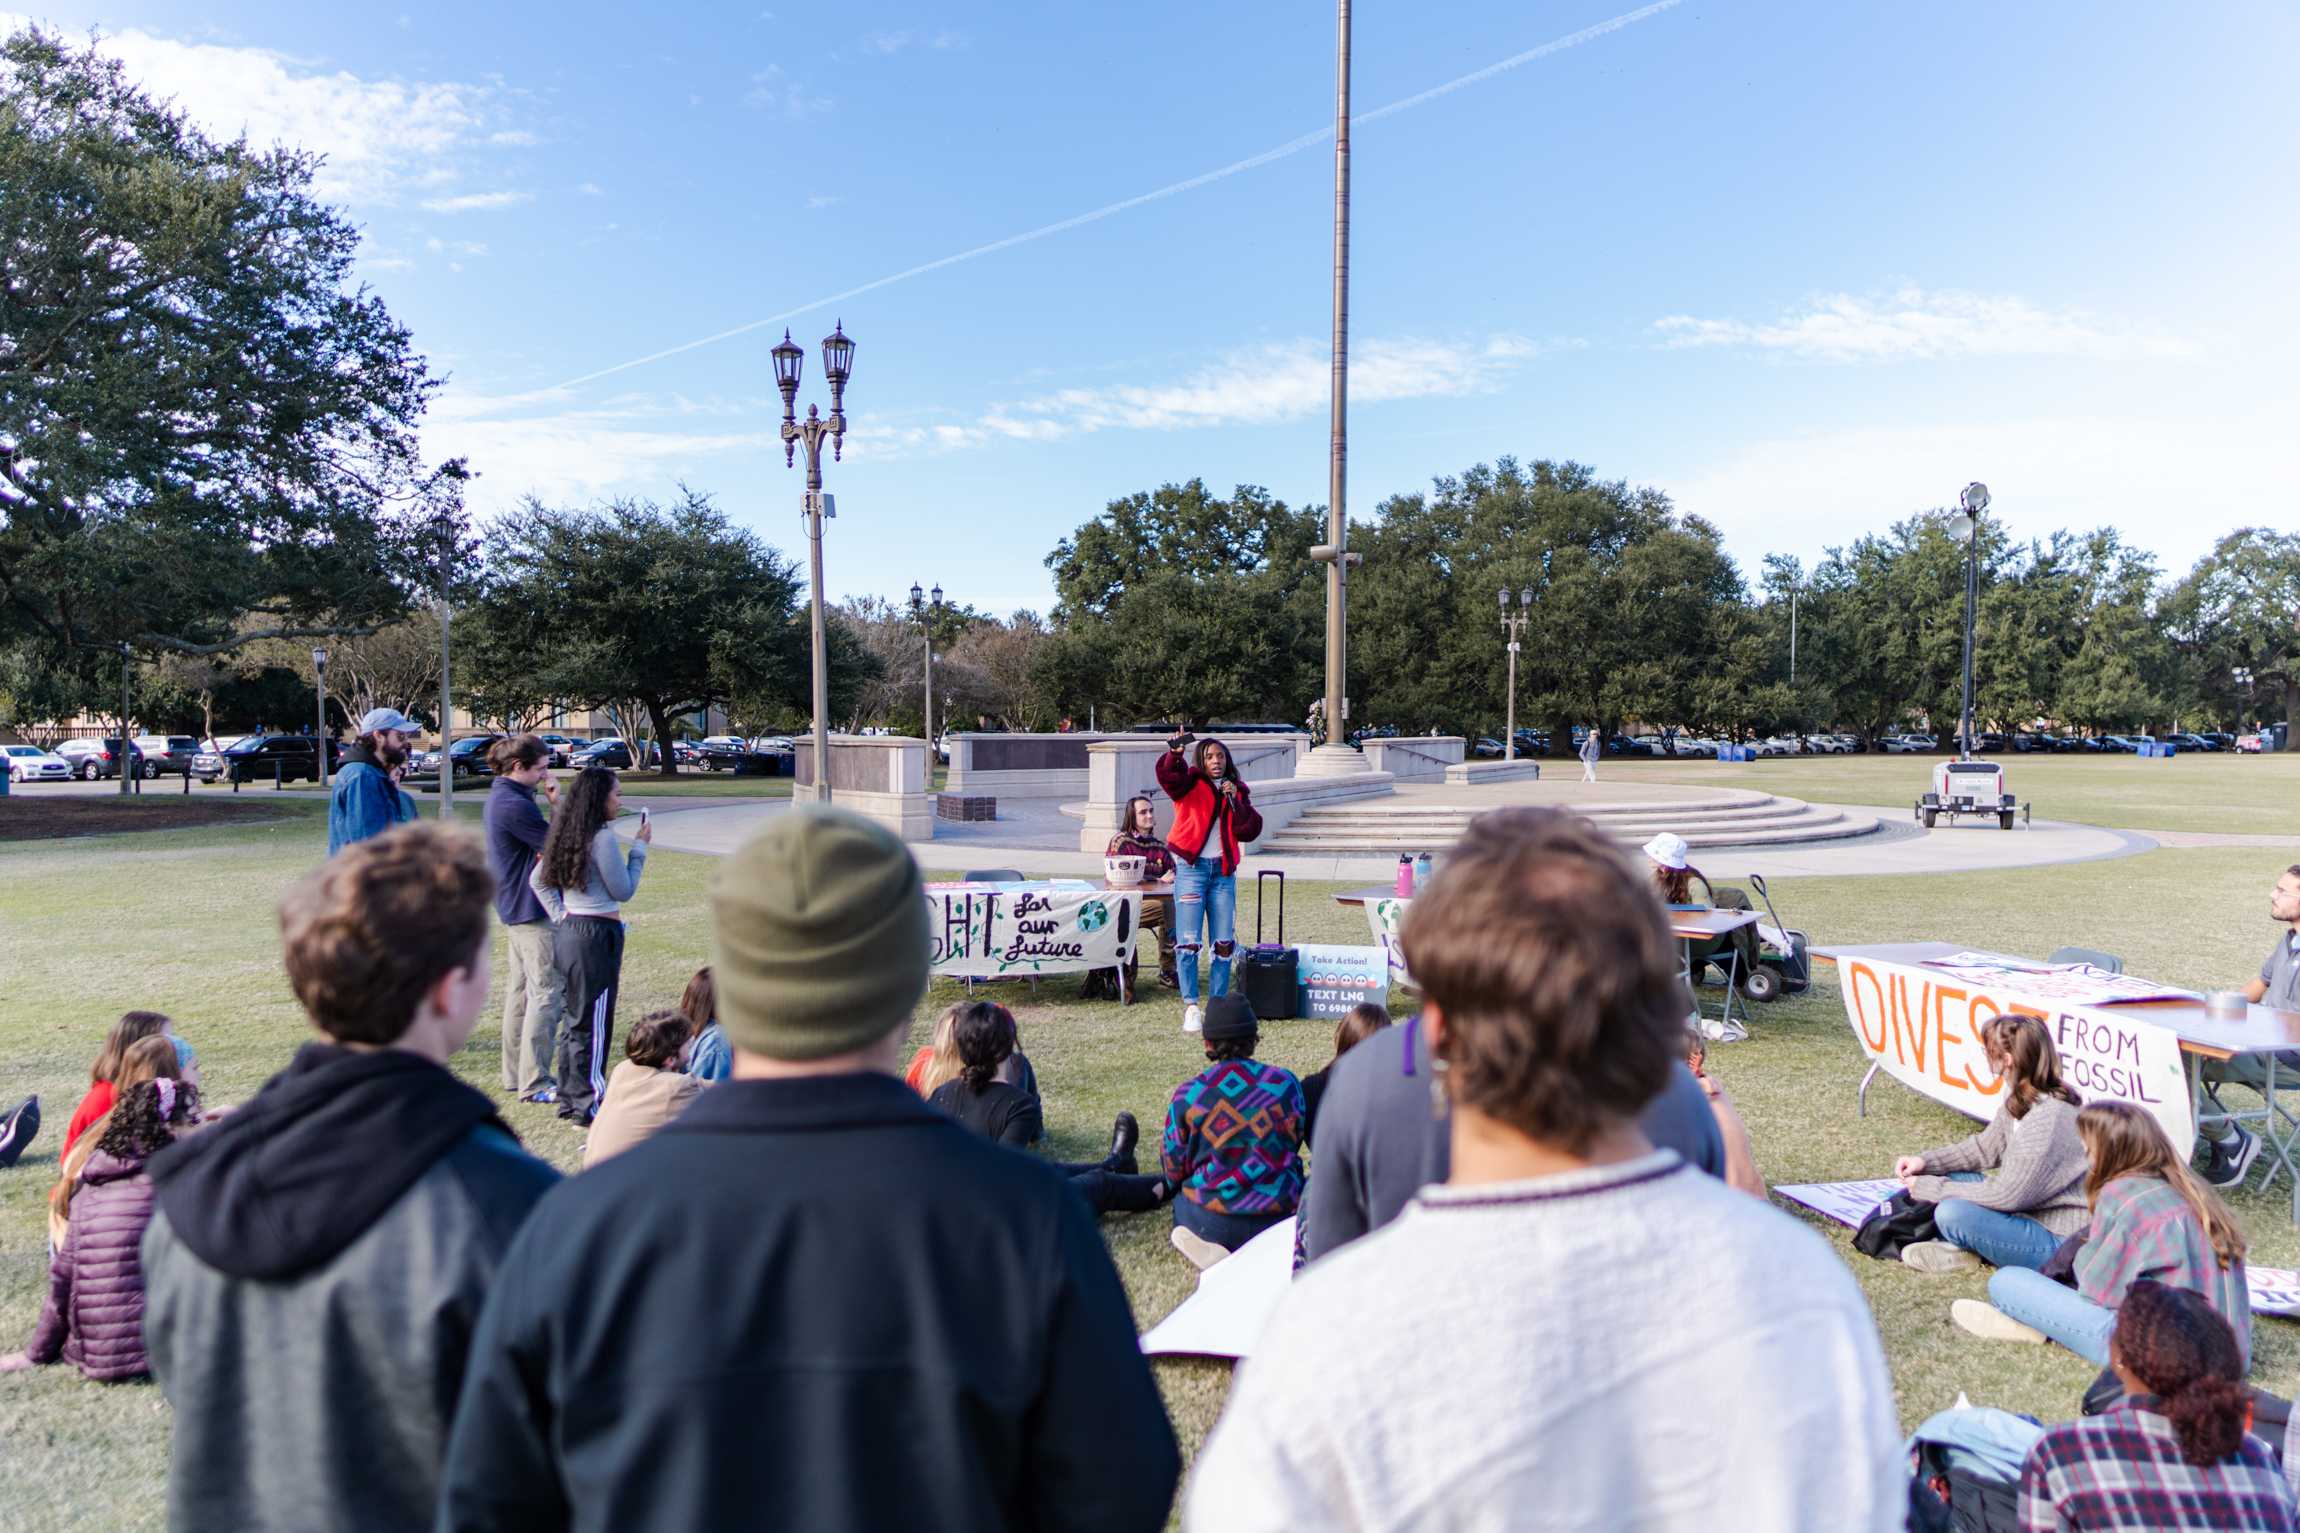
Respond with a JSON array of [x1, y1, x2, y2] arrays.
[[210, 734, 337, 785]]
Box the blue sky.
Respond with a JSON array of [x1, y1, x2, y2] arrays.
[[10, 1, 2298, 614]]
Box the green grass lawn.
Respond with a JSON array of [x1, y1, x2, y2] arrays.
[[1597, 749, 2300, 836], [4, 814, 2300, 1528]]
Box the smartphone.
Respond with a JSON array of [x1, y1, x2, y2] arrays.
[[639, 807, 651, 829]]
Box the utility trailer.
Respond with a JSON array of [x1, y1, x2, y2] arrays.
[[1916, 758, 2029, 830]]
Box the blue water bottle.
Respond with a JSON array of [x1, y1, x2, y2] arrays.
[[1413, 851, 1432, 891]]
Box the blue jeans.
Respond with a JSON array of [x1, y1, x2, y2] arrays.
[[1933, 1172, 2061, 1271], [1175, 1195, 1283, 1252], [1988, 1267, 2114, 1364], [1172, 856, 1236, 1004]]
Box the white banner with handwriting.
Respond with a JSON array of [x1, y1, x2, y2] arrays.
[[925, 881, 1138, 978]]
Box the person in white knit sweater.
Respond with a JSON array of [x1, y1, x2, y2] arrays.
[[1186, 807, 1901, 1533]]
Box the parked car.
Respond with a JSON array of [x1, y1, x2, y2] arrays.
[[55, 737, 145, 781], [1881, 733, 1937, 753], [412, 734, 504, 780], [536, 733, 586, 767], [4, 744, 72, 782], [2170, 732, 2218, 753], [131, 734, 202, 778], [749, 736, 795, 754], [696, 739, 784, 773], [208, 734, 336, 784], [2201, 731, 2237, 752], [571, 737, 638, 770]]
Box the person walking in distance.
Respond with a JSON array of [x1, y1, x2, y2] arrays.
[[484, 735, 563, 1104], [1155, 732, 1262, 1036], [1579, 727, 1601, 783], [531, 767, 651, 1126]]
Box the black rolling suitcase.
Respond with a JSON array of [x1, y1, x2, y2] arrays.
[[1238, 870, 1300, 1019]]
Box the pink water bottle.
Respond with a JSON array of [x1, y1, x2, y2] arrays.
[[1395, 854, 1414, 897]]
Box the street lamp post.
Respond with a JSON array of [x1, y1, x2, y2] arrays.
[[1498, 586, 1533, 761], [312, 648, 330, 790], [1957, 482, 1989, 760], [774, 322, 855, 805], [118, 642, 133, 797], [909, 581, 942, 750]]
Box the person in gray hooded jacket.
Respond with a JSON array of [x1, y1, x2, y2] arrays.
[[141, 822, 558, 1533], [531, 765, 651, 1123]]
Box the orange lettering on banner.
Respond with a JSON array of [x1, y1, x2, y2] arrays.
[[1934, 986, 1970, 1090], [1894, 975, 1931, 1072], [1849, 962, 1888, 1052], [1965, 993, 2007, 1097]]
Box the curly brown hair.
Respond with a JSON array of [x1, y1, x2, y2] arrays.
[[1404, 807, 1684, 1153], [280, 822, 493, 1044], [2111, 1281, 2253, 1467], [95, 1076, 200, 1162], [538, 767, 620, 892], [626, 1009, 693, 1069], [1981, 1014, 2083, 1120]]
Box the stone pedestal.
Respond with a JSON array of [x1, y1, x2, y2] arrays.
[[1297, 742, 1376, 778], [1074, 735, 1312, 853], [1363, 737, 1465, 782]]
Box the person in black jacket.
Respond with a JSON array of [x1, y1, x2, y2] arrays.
[[439, 806, 1182, 1533], [928, 1000, 1173, 1215]]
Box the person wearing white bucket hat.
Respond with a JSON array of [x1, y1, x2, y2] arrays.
[[1642, 832, 1713, 908]]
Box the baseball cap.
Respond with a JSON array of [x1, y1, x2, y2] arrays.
[[358, 708, 422, 735]]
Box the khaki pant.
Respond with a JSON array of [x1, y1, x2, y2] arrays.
[[1136, 894, 1177, 985], [501, 920, 564, 1096]]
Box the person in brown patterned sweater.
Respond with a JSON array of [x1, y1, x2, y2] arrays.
[[1107, 793, 1177, 990]]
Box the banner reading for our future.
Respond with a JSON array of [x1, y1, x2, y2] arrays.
[[1838, 953, 2194, 1154], [924, 881, 1139, 979]]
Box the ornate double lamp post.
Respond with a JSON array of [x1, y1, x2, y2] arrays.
[[1498, 585, 1534, 761], [773, 321, 855, 804]]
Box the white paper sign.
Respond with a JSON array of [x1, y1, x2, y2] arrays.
[[924, 882, 1138, 978], [2249, 1267, 2300, 1317], [1139, 1217, 1298, 1360], [1837, 954, 2194, 1155]]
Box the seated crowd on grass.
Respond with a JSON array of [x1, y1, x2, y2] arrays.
[[2, 730, 2299, 1530]]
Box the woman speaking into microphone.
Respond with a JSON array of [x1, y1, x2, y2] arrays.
[[1154, 732, 1263, 1035]]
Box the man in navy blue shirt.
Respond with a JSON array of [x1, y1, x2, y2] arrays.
[[483, 734, 562, 1102]]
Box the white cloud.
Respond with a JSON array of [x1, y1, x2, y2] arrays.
[[862, 28, 966, 54], [487, 128, 541, 146], [1657, 401, 2300, 576], [1651, 288, 2198, 363], [850, 334, 1545, 458], [420, 190, 533, 213], [1, 17, 529, 207], [424, 237, 489, 257], [744, 64, 829, 117], [428, 388, 779, 511], [365, 254, 416, 271], [577, 180, 605, 196], [807, 193, 841, 210]]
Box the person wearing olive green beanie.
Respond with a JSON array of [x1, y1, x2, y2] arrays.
[[439, 805, 1181, 1532]]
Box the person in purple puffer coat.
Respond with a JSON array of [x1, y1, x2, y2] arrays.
[[1, 1076, 201, 1383]]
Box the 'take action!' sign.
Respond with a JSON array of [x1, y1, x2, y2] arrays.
[[1839, 956, 2194, 1154]]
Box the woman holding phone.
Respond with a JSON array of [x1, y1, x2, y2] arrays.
[[1154, 732, 1263, 1035], [532, 767, 652, 1126]]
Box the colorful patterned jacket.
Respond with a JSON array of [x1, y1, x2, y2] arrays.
[[1161, 1058, 1305, 1217]]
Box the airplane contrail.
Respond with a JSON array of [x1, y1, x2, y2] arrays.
[[544, 0, 1682, 394]]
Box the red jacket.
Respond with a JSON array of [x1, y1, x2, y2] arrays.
[[1154, 750, 1262, 875], [63, 1081, 114, 1158]]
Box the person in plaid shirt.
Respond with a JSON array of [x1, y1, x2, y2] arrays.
[[1958, 1102, 2252, 1365], [2020, 1280, 2295, 1530], [1161, 995, 1303, 1268]]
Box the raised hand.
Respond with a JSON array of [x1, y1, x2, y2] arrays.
[[1168, 732, 1195, 753]]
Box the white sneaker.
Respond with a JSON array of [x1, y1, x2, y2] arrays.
[[1182, 1004, 1203, 1034], [1951, 1298, 2046, 1344], [1170, 1224, 1228, 1271], [1900, 1240, 1981, 1274]]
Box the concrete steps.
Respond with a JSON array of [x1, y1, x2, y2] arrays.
[[1258, 792, 1876, 854]]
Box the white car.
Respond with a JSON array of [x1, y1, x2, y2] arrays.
[[1881, 734, 1932, 754], [748, 736, 795, 753], [4, 744, 71, 782]]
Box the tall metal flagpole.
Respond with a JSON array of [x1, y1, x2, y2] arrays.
[[1306, 0, 1368, 775]]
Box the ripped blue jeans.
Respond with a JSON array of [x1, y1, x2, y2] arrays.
[[1172, 855, 1237, 1004]]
